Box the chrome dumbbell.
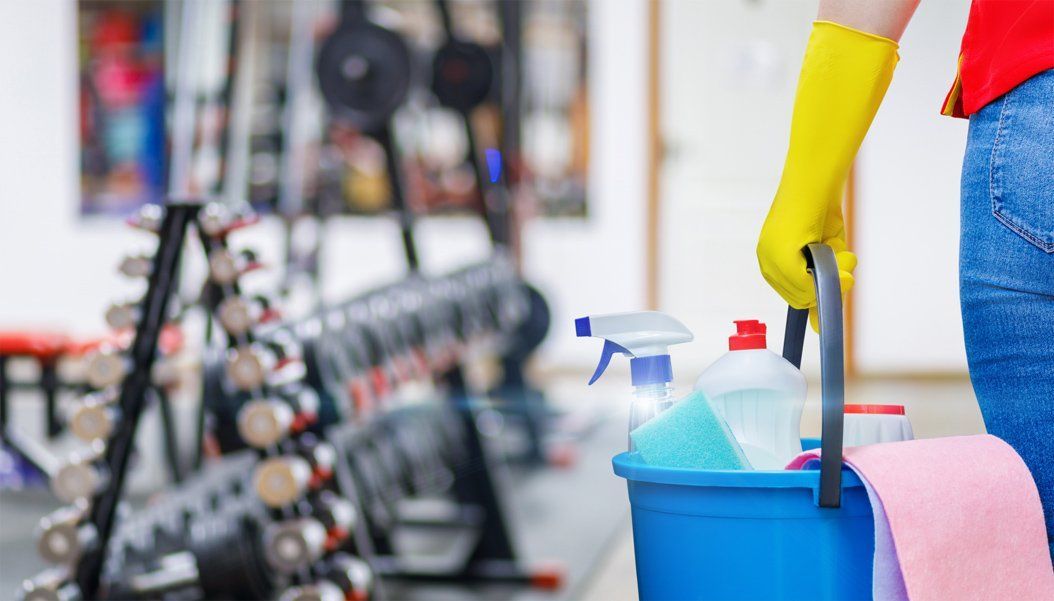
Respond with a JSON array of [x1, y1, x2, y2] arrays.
[[85, 348, 130, 389], [127, 204, 165, 233], [327, 553, 373, 601], [298, 436, 337, 483], [237, 398, 294, 449], [104, 301, 140, 331], [208, 248, 261, 285], [252, 441, 335, 509], [263, 517, 328, 574], [217, 295, 278, 336], [225, 343, 287, 390], [226, 344, 272, 391], [278, 581, 344, 601], [68, 389, 120, 442], [198, 203, 234, 238], [18, 569, 82, 601], [117, 254, 153, 279], [267, 331, 307, 384], [228, 341, 303, 391], [198, 203, 256, 238], [313, 491, 357, 541], [253, 455, 313, 508], [277, 384, 321, 432], [51, 441, 109, 504], [36, 502, 97, 565], [279, 554, 373, 601]]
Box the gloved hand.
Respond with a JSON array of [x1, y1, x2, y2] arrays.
[[757, 21, 898, 329]]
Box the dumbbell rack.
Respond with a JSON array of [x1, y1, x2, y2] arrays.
[[14, 201, 374, 601], [89, 258, 560, 599], [21, 209, 556, 601], [427, 0, 553, 467], [280, 262, 546, 585], [72, 203, 200, 598], [315, 0, 555, 468], [18, 0, 566, 596]]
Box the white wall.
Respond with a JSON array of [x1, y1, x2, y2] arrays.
[[523, 0, 650, 368], [657, 0, 820, 377], [0, 0, 649, 374], [657, 0, 971, 376], [0, 0, 143, 337], [855, 1, 970, 373]]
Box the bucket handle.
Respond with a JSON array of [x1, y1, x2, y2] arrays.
[[781, 243, 845, 509]]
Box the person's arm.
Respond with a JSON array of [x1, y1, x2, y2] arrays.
[[756, 0, 919, 327], [819, 0, 919, 42]]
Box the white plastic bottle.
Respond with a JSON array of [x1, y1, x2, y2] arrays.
[[694, 320, 806, 470]]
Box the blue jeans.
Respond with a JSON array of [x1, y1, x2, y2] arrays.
[[960, 69, 1054, 560]]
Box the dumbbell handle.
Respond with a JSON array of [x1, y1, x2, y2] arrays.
[[122, 551, 200, 597]]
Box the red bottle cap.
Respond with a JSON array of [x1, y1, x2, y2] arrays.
[[729, 320, 767, 351], [844, 404, 905, 415]]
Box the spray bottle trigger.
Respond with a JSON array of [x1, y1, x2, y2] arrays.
[[588, 340, 632, 385]]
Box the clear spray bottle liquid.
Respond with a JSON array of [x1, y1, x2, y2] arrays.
[[628, 382, 675, 450]]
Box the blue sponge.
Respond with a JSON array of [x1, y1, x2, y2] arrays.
[[630, 391, 752, 470]]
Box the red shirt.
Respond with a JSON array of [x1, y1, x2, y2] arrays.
[[942, 0, 1054, 118]]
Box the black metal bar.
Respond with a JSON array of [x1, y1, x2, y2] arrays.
[[153, 386, 184, 483], [340, 0, 368, 25], [498, 0, 524, 180], [0, 356, 8, 434], [435, 0, 453, 39], [434, 0, 511, 249], [442, 368, 519, 566], [75, 203, 199, 598], [499, 357, 545, 465], [462, 120, 507, 247], [194, 316, 214, 471], [376, 126, 419, 271], [212, 0, 240, 198], [498, 0, 525, 260], [42, 362, 61, 438]]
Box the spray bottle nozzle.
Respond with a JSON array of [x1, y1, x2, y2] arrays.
[[574, 317, 591, 337], [588, 340, 630, 385], [575, 311, 693, 386]]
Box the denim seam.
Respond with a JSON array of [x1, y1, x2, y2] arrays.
[[988, 89, 1054, 253]]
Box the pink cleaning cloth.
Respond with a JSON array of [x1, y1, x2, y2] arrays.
[[788, 435, 1054, 601]]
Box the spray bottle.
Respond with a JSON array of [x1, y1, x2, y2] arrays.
[[575, 311, 693, 450]]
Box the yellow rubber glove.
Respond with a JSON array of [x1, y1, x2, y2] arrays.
[[757, 21, 898, 329]]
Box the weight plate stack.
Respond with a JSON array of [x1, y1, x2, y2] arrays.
[[431, 40, 496, 114], [316, 22, 413, 134]]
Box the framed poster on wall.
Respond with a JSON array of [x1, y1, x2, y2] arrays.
[[78, 1, 166, 215]]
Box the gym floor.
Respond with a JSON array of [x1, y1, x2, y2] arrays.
[[0, 375, 982, 599]]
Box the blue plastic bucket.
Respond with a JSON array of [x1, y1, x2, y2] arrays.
[[611, 244, 874, 600], [613, 439, 874, 600]]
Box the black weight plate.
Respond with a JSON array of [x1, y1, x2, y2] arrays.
[[431, 39, 495, 113], [503, 283, 550, 362], [191, 513, 274, 600], [317, 22, 412, 133]]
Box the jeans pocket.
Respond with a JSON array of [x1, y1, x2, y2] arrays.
[[989, 83, 1054, 253]]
